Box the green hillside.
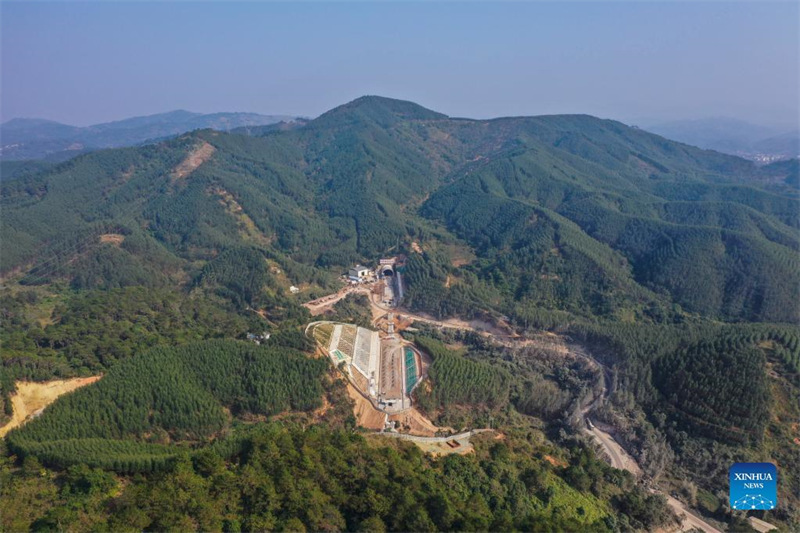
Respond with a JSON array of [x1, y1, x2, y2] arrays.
[[2, 422, 677, 533], [2, 96, 799, 530], [6, 340, 328, 471], [3, 96, 796, 323]]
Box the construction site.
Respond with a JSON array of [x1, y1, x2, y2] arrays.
[[306, 320, 424, 414], [303, 255, 482, 442]]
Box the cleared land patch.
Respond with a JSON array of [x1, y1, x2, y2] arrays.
[[388, 409, 450, 437], [172, 141, 216, 181], [0, 377, 102, 438], [211, 187, 273, 246], [99, 233, 125, 246], [346, 383, 386, 430]]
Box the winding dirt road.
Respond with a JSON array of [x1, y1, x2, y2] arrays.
[[664, 494, 723, 533], [303, 289, 725, 533], [584, 422, 642, 477], [397, 307, 724, 533]]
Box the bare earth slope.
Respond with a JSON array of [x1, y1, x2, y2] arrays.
[[0, 377, 102, 438]]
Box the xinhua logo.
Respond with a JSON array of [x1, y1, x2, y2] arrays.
[[729, 463, 777, 510]]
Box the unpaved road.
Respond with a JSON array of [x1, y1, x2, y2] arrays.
[[379, 429, 492, 455], [303, 285, 511, 336], [583, 423, 642, 477], [664, 494, 723, 533], [748, 516, 777, 532], [571, 346, 720, 533], [303, 286, 368, 315], [305, 293, 725, 533], [399, 310, 724, 533], [379, 429, 490, 444]]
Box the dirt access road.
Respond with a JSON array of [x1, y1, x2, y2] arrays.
[[663, 494, 723, 533], [304, 288, 723, 533], [571, 344, 721, 533], [388, 305, 723, 533], [378, 429, 493, 456], [584, 421, 642, 477], [303, 285, 373, 316]]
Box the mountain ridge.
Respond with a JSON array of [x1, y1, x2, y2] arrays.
[[643, 116, 799, 161], [3, 96, 800, 529], [0, 110, 299, 161], [2, 96, 798, 323]]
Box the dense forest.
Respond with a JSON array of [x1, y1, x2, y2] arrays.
[[3, 97, 797, 323], [413, 336, 511, 413], [2, 423, 676, 533], [1, 96, 798, 531], [6, 340, 328, 471], [567, 321, 800, 518], [653, 341, 770, 444]]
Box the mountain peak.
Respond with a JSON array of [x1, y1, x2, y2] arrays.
[[313, 95, 447, 127]]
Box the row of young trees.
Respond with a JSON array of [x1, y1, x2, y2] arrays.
[[653, 340, 770, 444], [7, 340, 329, 470], [413, 336, 511, 412]]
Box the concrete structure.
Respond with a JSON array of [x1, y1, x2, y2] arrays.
[[246, 331, 271, 345], [307, 321, 422, 414], [379, 258, 396, 276], [348, 264, 371, 282]]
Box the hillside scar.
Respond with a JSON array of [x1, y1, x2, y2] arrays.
[[172, 141, 216, 181]]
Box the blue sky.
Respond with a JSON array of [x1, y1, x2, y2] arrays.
[[2, 2, 798, 129]]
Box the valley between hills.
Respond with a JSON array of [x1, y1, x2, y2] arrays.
[[1, 96, 798, 532]]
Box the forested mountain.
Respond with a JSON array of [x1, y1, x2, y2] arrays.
[[2, 95, 799, 530], [3, 96, 797, 322], [0, 110, 298, 161]]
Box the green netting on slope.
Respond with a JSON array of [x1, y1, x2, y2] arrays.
[[405, 348, 418, 391]]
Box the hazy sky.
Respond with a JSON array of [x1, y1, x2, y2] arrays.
[[2, 2, 798, 129]]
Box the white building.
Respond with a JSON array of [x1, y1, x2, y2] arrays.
[[348, 264, 370, 282]]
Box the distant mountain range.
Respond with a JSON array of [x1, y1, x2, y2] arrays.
[[0, 110, 299, 161], [642, 117, 799, 163], [5, 109, 796, 166]]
